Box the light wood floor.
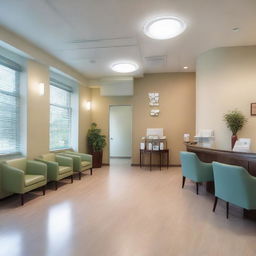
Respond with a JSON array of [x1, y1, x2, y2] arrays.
[[1, 158, 256, 256]]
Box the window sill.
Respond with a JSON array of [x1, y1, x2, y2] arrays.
[[50, 148, 73, 153], [0, 153, 24, 161]]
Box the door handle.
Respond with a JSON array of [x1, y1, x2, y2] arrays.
[[110, 138, 114, 140]]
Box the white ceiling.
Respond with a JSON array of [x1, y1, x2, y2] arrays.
[[0, 0, 256, 78]]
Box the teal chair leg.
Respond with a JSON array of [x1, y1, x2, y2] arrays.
[[213, 196, 218, 212], [182, 176, 186, 188]]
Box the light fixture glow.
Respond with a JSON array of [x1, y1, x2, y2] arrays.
[[39, 83, 45, 96], [111, 62, 138, 73], [86, 101, 91, 110], [183, 66, 188, 70], [83, 101, 91, 110], [144, 16, 186, 40]]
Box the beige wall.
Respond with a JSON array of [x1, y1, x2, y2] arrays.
[[79, 86, 92, 153], [91, 73, 196, 165], [27, 60, 50, 159], [196, 46, 256, 151]]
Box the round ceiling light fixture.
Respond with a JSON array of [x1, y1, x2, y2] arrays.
[[144, 16, 186, 40], [111, 62, 139, 73]]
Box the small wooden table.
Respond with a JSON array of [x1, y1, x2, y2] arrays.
[[140, 149, 169, 171]]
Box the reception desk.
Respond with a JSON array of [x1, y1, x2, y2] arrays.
[[186, 144, 256, 177]]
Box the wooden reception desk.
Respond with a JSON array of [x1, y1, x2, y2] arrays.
[[186, 144, 256, 177]]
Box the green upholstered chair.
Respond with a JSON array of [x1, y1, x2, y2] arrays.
[[1, 158, 47, 205], [180, 151, 214, 194], [36, 153, 73, 190], [59, 151, 93, 179], [212, 161, 256, 219]]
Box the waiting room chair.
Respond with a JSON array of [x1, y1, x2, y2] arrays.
[[59, 150, 93, 179], [212, 161, 256, 218], [1, 158, 47, 205], [36, 153, 73, 190], [180, 151, 213, 194]]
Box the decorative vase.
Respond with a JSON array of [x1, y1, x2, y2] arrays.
[[231, 134, 238, 149], [92, 151, 103, 168]]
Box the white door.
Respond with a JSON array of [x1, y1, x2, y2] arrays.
[[109, 106, 132, 157]]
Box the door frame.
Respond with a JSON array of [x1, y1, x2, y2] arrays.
[[108, 104, 133, 160]]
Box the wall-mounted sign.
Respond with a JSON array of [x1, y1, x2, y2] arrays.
[[148, 92, 159, 106], [150, 109, 160, 116], [149, 92, 160, 116], [251, 103, 256, 116]]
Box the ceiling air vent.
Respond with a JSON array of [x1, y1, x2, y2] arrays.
[[144, 55, 167, 67]]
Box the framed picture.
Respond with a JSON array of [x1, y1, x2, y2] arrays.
[[251, 103, 256, 116]]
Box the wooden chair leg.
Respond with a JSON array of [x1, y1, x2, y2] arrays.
[[55, 181, 58, 190], [79, 172, 82, 180], [71, 175, 73, 183], [196, 182, 199, 195], [42, 185, 46, 196], [182, 176, 186, 188], [20, 194, 24, 206], [90, 168, 93, 175], [226, 202, 229, 219], [213, 196, 218, 212]]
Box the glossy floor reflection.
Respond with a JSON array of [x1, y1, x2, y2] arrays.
[[1, 159, 256, 256]]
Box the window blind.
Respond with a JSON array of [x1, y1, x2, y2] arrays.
[[50, 84, 72, 150], [0, 63, 20, 155]]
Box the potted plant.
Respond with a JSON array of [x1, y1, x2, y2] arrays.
[[87, 122, 106, 168], [223, 110, 248, 149]]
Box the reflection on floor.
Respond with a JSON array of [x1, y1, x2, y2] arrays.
[[109, 157, 131, 166], [0, 159, 256, 256]]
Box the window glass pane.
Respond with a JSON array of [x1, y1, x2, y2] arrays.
[[0, 64, 19, 155], [0, 64, 16, 93], [50, 84, 72, 150], [50, 86, 70, 107]]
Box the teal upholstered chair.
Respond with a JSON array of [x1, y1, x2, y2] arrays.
[[212, 161, 256, 218], [1, 158, 47, 205], [180, 151, 214, 194], [58, 151, 93, 179], [36, 153, 73, 190]]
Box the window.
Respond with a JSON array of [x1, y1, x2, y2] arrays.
[[0, 58, 20, 155], [50, 81, 72, 150]]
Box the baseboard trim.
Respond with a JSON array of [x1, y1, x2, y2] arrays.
[[102, 163, 110, 166], [131, 164, 181, 167], [110, 157, 131, 159]]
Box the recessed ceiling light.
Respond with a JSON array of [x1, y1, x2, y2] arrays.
[[111, 62, 139, 73], [144, 16, 186, 40], [183, 66, 188, 70]]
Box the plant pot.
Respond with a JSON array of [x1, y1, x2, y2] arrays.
[[231, 134, 238, 149], [92, 151, 103, 168]]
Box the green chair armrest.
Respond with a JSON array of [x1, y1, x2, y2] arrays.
[[35, 159, 59, 180], [26, 160, 47, 178], [2, 164, 24, 193], [56, 155, 73, 168], [71, 152, 92, 162], [58, 153, 81, 172]]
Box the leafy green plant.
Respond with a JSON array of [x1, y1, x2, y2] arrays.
[[223, 110, 248, 135], [87, 123, 106, 152]]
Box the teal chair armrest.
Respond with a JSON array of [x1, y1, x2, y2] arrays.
[[26, 160, 47, 178], [2, 164, 24, 193], [56, 155, 73, 168], [35, 159, 59, 180], [199, 161, 214, 181]]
